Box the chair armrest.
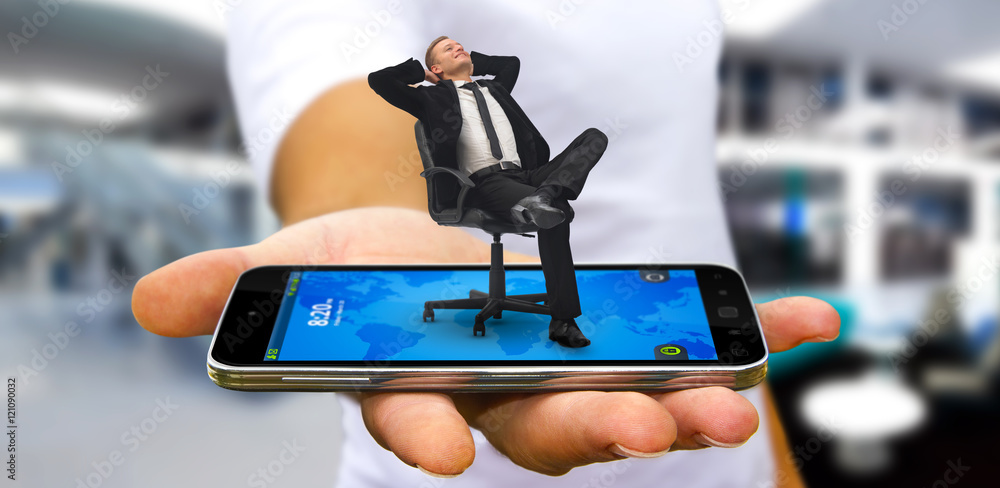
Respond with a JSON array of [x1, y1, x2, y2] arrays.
[[419, 167, 476, 224], [419, 167, 476, 188]]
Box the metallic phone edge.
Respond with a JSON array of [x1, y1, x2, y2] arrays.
[[206, 261, 770, 392], [206, 357, 768, 392]]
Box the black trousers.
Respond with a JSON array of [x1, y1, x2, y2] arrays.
[[467, 128, 608, 319]]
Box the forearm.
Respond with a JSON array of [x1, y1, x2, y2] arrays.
[[367, 58, 426, 118], [271, 78, 427, 224], [470, 51, 519, 90], [368, 57, 425, 87]]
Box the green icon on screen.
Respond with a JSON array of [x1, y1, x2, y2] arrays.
[[653, 344, 689, 360]]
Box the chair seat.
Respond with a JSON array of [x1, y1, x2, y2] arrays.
[[414, 121, 540, 236], [437, 207, 541, 235]]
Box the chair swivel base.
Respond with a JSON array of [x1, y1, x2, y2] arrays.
[[423, 290, 550, 336]]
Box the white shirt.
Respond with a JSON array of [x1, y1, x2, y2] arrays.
[[227, 2, 774, 487], [453, 79, 522, 175]]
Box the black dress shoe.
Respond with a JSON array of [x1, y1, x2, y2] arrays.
[[511, 195, 565, 229], [549, 318, 591, 348]]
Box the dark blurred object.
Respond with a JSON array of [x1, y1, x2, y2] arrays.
[[720, 167, 844, 289], [740, 61, 772, 134], [962, 96, 1000, 139], [877, 174, 969, 281], [866, 73, 894, 100], [914, 290, 1000, 399]]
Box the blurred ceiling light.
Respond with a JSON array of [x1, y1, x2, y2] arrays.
[[81, 0, 224, 36], [33, 81, 119, 117], [0, 128, 23, 167], [946, 51, 1000, 92], [0, 80, 24, 114], [0, 77, 151, 123], [720, 0, 827, 40], [0, 79, 25, 110], [29, 80, 147, 122]]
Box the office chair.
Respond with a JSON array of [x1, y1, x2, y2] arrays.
[[415, 121, 551, 336]]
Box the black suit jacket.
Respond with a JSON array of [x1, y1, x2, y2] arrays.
[[368, 52, 550, 173]]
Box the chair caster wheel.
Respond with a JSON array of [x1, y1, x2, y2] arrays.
[[423, 309, 434, 322], [493, 311, 502, 319], [473, 321, 486, 336]]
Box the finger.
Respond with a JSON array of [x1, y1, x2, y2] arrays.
[[652, 386, 759, 451], [360, 392, 475, 477], [455, 391, 676, 476], [132, 246, 254, 337], [131, 221, 317, 337], [756, 296, 841, 353]]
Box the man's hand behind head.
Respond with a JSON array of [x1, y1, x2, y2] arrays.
[[424, 69, 441, 84]]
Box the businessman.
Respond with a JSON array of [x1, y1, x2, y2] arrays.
[[368, 37, 608, 347]]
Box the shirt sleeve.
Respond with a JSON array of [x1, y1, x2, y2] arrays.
[[225, 0, 426, 202]]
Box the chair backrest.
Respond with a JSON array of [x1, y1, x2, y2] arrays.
[[415, 121, 459, 216], [414, 121, 537, 235], [414, 121, 434, 171]]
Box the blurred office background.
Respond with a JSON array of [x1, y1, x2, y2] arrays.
[[717, 0, 1000, 486], [0, 1, 339, 487], [1, 0, 997, 486]]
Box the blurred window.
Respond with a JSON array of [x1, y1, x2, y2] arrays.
[[720, 166, 844, 288], [741, 61, 771, 133], [962, 96, 1000, 139]]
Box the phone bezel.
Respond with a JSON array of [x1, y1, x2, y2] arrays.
[[208, 262, 767, 369]]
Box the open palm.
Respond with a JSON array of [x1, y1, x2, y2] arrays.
[[132, 206, 839, 477]]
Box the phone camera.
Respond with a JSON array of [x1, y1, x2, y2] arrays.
[[639, 270, 670, 283]]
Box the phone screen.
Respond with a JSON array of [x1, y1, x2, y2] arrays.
[[260, 268, 720, 362]]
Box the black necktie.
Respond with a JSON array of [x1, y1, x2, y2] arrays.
[[461, 81, 504, 160]]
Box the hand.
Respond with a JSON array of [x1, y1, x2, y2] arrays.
[[424, 69, 441, 84], [133, 206, 840, 477]]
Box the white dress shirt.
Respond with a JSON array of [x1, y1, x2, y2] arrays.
[[453, 79, 522, 175], [227, 2, 775, 487]]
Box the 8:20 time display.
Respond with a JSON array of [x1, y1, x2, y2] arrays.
[[307, 299, 344, 327]]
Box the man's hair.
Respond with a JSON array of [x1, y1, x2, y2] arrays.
[[425, 35, 450, 69]]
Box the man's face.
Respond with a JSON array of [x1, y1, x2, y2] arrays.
[[432, 38, 472, 78]]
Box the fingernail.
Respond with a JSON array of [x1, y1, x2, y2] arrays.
[[609, 443, 668, 459], [692, 433, 745, 449], [809, 335, 837, 342], [416, 464, 461, 479]]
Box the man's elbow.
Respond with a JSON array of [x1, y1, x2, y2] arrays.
[[368, 71, 393, 97], [500, 56, 520, 78], [368, 70, 384, 89]]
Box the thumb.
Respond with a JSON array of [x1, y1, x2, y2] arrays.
[[132, 207, 490, 338], [131, 214, 347, 337], [132, 247, 249, 337]]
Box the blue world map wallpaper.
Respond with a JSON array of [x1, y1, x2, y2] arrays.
[[270, 269, 718, 361]]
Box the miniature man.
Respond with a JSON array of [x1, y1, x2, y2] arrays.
[[369, 37, 607, 347]]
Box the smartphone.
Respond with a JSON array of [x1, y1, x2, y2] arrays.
[[207, 263, 767, 392]]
